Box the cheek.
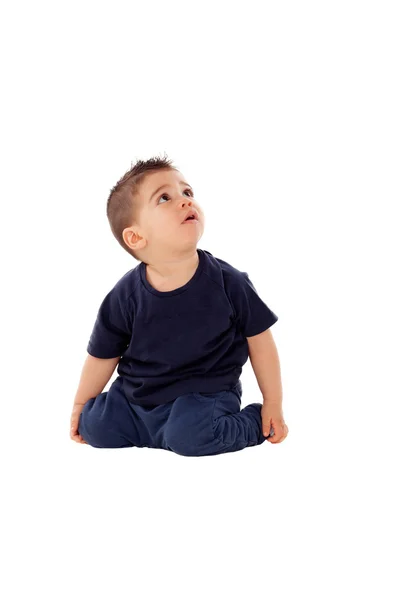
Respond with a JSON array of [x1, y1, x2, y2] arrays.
[[158, 213, 175, 231]]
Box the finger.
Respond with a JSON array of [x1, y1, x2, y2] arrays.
[[71, 432, 87, 444], [263, 423, 271, 437], [270, 419, 287, 437], [279, 425, 288, 441], [70, 423, 82, 438], [271, 424, 284, 439], [268, 429, 284, 443], [270, 426, 288, 443], [263, 424, 273, 437]]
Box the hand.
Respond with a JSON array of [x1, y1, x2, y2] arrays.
[[70, 403, 88, 444], [261, 404, 288, 444]]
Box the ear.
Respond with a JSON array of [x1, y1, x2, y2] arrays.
[[123, 227, 145, 250]]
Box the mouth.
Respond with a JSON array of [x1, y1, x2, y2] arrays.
[[182, 210, 199, 223]]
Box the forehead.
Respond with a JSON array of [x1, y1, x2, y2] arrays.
[[140, 169, 185, 195]]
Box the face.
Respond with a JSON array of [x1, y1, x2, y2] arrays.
[[123, 169, 204, 258]]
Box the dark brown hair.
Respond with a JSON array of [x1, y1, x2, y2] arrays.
[[106, 153, 179, 262]]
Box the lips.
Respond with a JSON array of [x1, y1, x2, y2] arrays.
[[182, 209, 199, 223]]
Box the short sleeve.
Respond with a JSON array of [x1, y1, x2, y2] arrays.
[[87, 286, 132, 359], [230, 271, 278, 338]]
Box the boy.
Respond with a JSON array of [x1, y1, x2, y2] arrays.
[[70, 155, 288, 456]]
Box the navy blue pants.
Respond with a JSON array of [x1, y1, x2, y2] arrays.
[[78, 377, 273, 457]]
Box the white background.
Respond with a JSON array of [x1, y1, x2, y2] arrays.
[[1, 1, 399, 598]]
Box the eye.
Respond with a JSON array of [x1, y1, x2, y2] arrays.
[[158, 188, 194, 204]]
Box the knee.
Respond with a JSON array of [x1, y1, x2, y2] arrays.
[[164, 415, 216, 456], [164, 416, 225, 457], [164, 394, 229, 457], [164, 423, 196, 456], [78, 397, 108, 448]]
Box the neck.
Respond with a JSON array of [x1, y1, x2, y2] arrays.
[[146, 249, 199, 280]]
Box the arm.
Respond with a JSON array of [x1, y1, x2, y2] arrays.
[[73, 353, 120, 406], [247, 328, 283, 409]]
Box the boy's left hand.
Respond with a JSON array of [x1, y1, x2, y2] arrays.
[[261, 404, 288, 443]]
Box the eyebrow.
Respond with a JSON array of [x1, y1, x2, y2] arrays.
[[149, 181, 193, 202]]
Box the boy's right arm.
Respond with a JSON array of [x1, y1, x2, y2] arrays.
[[70, 353, 120, 443], [73, 353, 120, 405]]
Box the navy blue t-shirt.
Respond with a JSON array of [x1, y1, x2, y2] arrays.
[[87, 248, 278, 407]]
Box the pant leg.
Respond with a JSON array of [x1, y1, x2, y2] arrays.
[[163, 391, 227, 457], [164, 382, 271, 457], [131, 401, 175, 450], [212, 387, 268, 452], [78, 376, 153, 448]]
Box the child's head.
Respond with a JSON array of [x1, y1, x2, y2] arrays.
[[106, 154, 204, 264]]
